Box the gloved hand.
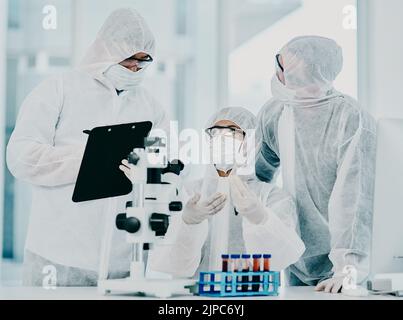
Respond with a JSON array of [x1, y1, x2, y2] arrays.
[[315, 276, 344, 294], [229, 175, 268, 225], [182, 193, 227, 225], [119, 159, 132, 180]]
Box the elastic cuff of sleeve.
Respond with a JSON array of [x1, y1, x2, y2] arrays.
[[181, 216, 204, 228]]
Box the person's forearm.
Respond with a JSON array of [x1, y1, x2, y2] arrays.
[[255, 151, 280, 182], [328, 249, 370, 284], [243, 210, 305, 271], [7, 139, 84, 187], [148, 219, 207, 278]]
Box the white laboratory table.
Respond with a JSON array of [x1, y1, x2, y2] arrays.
[[0, 286, 400, 300]]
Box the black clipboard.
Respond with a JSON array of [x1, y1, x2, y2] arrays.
[[72, 121, 153, 203]]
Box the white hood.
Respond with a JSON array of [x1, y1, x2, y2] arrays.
[[80, 8, 156, 80]]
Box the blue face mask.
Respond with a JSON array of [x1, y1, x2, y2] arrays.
[[104, 64, 146, 91]]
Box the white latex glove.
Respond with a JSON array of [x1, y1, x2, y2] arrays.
[[229, 175, 268, 225], [119, 159, 132, 180], [182, 193, 227, 225], [315, 277, 344, 294]]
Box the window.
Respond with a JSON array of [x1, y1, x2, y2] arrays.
[[228, 0, 358, 114]]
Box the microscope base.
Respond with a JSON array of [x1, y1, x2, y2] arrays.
[[98, 278, 196, 299]]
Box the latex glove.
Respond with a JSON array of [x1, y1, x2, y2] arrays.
[[315, 277, 344, 294], [119, 160, 138, 181], [229, 175, 268, 225], [119, 159, 132, 180], [182, 193, 227, 225]]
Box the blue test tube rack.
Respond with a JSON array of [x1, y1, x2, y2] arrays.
[[197, 270, 281, 297]]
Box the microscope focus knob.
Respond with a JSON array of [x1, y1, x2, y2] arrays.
[[116, 214, 141, 234], [128, 152, 141, 165], [149, 213, 170, 237], [169, 201, 183, 212]]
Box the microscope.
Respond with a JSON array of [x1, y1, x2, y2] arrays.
[[98, 137, 195, 298]]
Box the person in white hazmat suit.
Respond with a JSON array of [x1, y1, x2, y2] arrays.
[[256, 36, 377, 293], [126, 107, 306, 278], [7, 8, 169, 286]]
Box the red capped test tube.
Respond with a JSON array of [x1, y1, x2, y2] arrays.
[[222, 254, 231, 292], [241, 254, 251, 292], [222, 254, 230, 272], [252, 254, 262, 292], [230, 254, 241, 292], [263, 254, 271, 272]]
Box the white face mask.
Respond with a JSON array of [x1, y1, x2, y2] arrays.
[[271, 74, 297, 101], [210, 135, 244, 173], [104, 64, 146, 91]]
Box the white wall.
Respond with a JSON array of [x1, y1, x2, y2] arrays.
[[190, 0, 228, 130], [0, 0, 8, 270], [358, 0, 403, 119]]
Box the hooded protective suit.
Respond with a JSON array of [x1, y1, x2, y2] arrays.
[[256, 36, 376, 285], [148, 108, 305, 278], [7, 8, 168, 285]]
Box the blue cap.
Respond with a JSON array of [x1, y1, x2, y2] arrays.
[[221, 254, 230, 259], [263, 254, 272, 258], [230, 254, 241, 259], [241, 254, 251, 259], [252, 254, 262, 259]]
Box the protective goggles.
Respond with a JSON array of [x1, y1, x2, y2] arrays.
[[276, 54, 284, 73], [205, 126, 246, 139], [127, 54, 154, 68]]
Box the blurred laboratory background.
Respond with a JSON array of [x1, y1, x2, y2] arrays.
[[0, 0, 402, 285]]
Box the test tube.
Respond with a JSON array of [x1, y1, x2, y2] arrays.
[[221, 254, 229, 272], [252, 254, 262, 292], [263, 254, 272, 291], [222, 254, 231, 292], [263, 254, 271, 272], [230, 254, 241, 271], [241, 254, 251, 292], [230, 254, 241, 292]]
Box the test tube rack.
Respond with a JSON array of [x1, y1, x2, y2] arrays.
[[197, 270, 281, 297]]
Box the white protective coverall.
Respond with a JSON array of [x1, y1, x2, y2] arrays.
[[148, 108, 305, 278], [256, 36, 377, 286], [7, 8, 168, 285]]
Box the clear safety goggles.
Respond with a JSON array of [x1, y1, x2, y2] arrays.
[[276, 54, 284, 73], [205, 126, 246, 140]]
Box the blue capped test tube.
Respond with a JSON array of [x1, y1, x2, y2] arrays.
[[241, 254, 251, 292], [222, 254, 231, 292], [230, 254, 242, 292]]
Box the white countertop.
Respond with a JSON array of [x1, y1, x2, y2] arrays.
[[0, 286, 400, 300]]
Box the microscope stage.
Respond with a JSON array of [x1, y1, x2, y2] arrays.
[[98, 278, 196, 299]]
